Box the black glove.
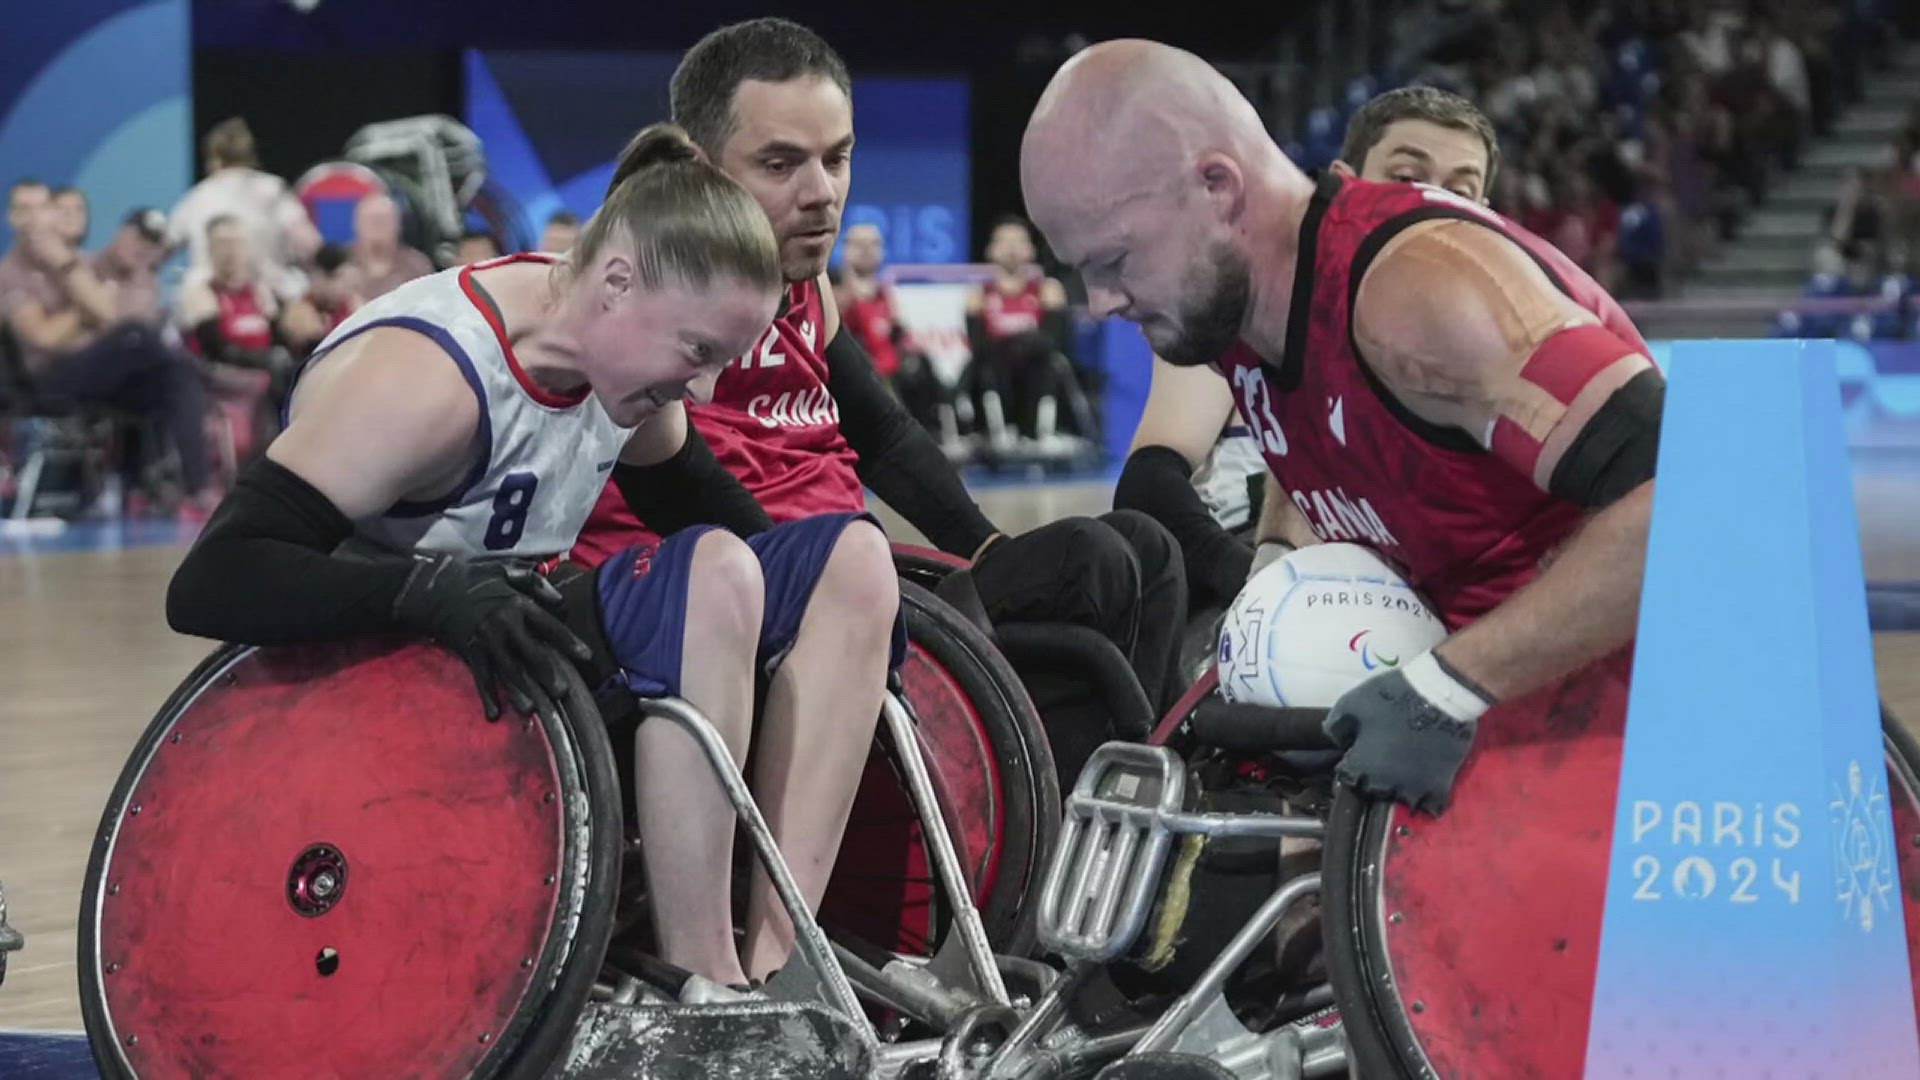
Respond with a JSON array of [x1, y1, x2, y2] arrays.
[[1321, 650, 1492, 815], [391, 554, 593, 722]]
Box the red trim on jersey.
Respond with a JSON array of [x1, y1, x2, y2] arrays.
[[1518, 324, 1638, 406], [457, 252, 588, 409], [1490, 415, 1543, 479]]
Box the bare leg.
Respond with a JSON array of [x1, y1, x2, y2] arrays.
[[741, 521, 896, 980], [632, 532, 762, 987]]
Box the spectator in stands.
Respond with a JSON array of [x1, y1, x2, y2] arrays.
[[1826, 167, 1888, 279], [280, 243, 360, 354], [0, 182, 213, 514], [539, 209, 580, 253], [964, 215, 1075, 443], [1753, 10, 1811, 164], [50, 187, 88, 249], [340, 192, 432, 301], [454, 228, 502, 264], [1528, 16, 1599, 118], [1680, 3, 1741, 77], [90, 208, 170, 329], [177, 215, 290, 467], [1885, 132, 1920, 273], [5, 179, 49, 246], [168, 118, 320, 302]]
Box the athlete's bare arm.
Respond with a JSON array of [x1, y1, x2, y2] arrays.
[[1352, 219, 1659, 701], [268, 327, 484, 521], [1039, 277, 1068, 310], [1130, 356, 1315, 550], [1251, 472, 1318, 550], [1130, 357, 1236, 468]]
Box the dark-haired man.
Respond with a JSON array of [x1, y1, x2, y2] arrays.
[[573, 17, 1187, 784]]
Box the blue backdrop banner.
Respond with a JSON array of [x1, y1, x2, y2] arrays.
[[463, 49, 968, 267], [1584, 339, 1919, 1078], [0, 0, 190, 252]]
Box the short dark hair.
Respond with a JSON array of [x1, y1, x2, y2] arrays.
[[670, 18, 852, 154], [545, 210, 578, 228], [990, 213, 1032, 236], [204, 117, 258, 170], [1338, 87, 1499, 190], [313, 242, 350, 276]]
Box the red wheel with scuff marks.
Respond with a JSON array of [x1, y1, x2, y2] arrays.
[[821, 579, 1060, 958], [79, 638, 622, 1080], [1323, 652, 1920, 1079]]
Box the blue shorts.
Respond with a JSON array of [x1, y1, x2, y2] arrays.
[[589, 513, 907, 697]]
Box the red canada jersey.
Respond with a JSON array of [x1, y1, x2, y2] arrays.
[[211, 282, 274, 352], [1216, 174, 1650, 627], [840, 281, 901, 378], [980, 277, 1044, 339], [571, 278, 866, 566]]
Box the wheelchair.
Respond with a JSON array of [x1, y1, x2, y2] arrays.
[[72, 562, 1920, 1078], [75, 570, 1068, 1079]]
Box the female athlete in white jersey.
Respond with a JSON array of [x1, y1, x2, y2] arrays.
[[167, 125, 901, 991]]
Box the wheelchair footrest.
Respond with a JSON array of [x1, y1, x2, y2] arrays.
[[1038, 743, 1188, 962], [558, 1000, 873, 1080]]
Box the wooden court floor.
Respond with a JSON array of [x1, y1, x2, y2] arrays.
[[3, 480, 1918, 1032]]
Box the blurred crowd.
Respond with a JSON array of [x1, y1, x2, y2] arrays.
[[0, 119, 577, 521], [1352, 0, 1903, 300], [5, 2, 1913, 523], [1784, 100, 1920, 343]]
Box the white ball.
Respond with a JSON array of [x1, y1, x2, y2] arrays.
[[1216, 542, 1447, 708]]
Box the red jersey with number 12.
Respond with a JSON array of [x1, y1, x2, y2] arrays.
[[571, 277, 865, 565], [1215, 175, 1649, 627]]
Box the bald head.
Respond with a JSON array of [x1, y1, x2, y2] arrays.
[[1019, 39, 1311, 367], [1022, 41, 1277, 226]]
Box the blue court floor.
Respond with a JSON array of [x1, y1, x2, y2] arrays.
[[0, 1031, 93, 1079]]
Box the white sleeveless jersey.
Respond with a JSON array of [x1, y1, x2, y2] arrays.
[[1192, 425, 1266, 531], [299, 253, 632, 560]]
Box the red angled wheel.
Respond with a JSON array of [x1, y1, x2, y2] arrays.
[[822, 580, 1059, 958], [79, 638, 622, 1080], [1324, 650, 1920, 1079]]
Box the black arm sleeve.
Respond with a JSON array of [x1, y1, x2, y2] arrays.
[[194, 317, 276, 369], [165, 456, 414, 643], [611, 424, 773, 538], [824, 327, 998, 557], [193, 318, 238, 365], [965, 313, 994, 372], [1546, 368, 1663, 508], [1114, 445, 1254, 608], [1040, 307, 1072, 358]]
